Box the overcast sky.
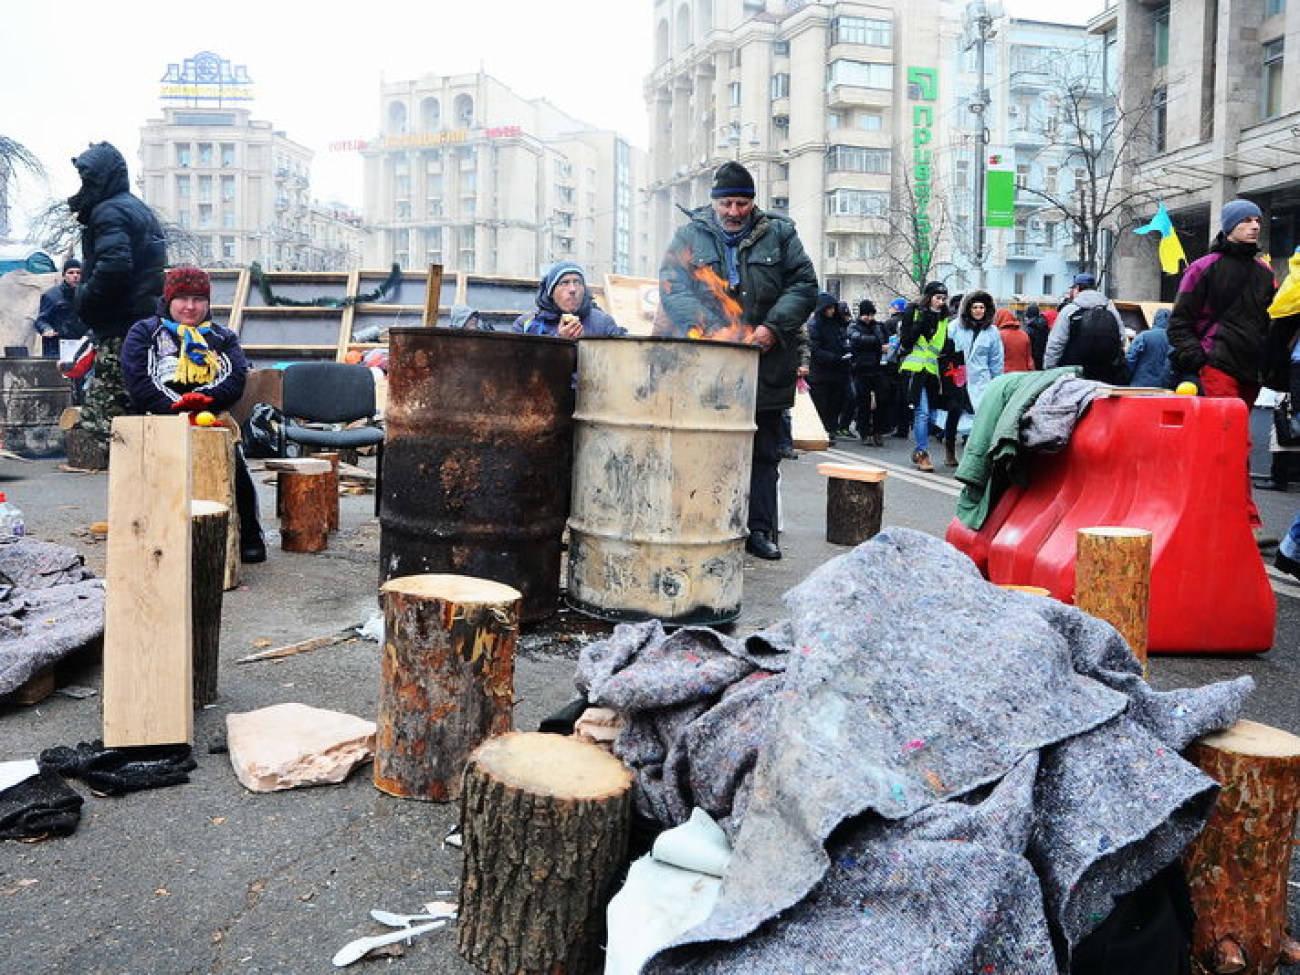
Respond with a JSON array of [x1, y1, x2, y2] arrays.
[[3, 0, 1104, 233]]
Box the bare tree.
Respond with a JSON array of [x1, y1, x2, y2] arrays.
[[25, 199, 79, 259], [1009, 48, 1163, 282], [0, 136, 45, 239], [872, 147, 959, 297]]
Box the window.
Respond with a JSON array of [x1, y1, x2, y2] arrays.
[[1010, 45, 1051, 75], [827, 146, 891, 174], [728, 82, 742, 107], [179, 211, 190, 229], [1265, 0, 1285, 14], [826, 189, 890, 217], [1045, 222, 1057, 247], [955, 159, 969, 189], [1013, 272, 1026, 294], [857, 112, 883, 131], [1042, 274, 1054, 295], [176, 144, 192, 168], [198, 175, 213, 203], [221, 237, 235, 260], [198, 204, 213, 228], [1263, 39, 1284, 119], [827, 112, 844, 129], [770, 73, 790, 99], [1153, 5, 1170, 68], [220, 175, 235, 202], [197, 143, 214, 166], [1045, 166, 1059, 194], [827, 60, 893, 90], [835, 16, 891, 47], [176, 174, 191, 199], [220, 143, 235, 167], [222, 210, 235, 229], [773, 40, 790, 56], [1153, 85, 1169, 151]]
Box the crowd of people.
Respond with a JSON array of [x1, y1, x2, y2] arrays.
[[805, 270, 1134, 473]]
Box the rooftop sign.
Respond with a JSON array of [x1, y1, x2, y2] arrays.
[[160, 51, 253, 104]]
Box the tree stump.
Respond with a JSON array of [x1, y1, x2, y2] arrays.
[[1183, 719, 1300, 975], [374, 574, 521, 801], [190, 424, 240, 590], [314, 451, 341, 532], [190, 501, 229, 707], [1074, 526, 1152, 668], [817, 463, 886, 545], [64, 425, 109, 470], [458, 731, 634, 975], [278, 459, 332, 553]]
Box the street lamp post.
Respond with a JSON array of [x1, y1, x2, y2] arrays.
[[965, 1, 1000, 290]]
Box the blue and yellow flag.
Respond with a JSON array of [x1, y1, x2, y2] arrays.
[[1133, 202, 1187, 275]]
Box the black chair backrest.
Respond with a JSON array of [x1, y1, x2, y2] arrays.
[[281, 362, 377, 425]]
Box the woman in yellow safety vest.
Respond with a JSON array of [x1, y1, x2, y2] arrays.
[[897, 280, 953, 473]]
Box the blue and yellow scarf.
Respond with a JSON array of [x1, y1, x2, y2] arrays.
[[164, 319, 217, 386]]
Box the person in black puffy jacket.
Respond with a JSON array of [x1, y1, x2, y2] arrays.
[[68, 142, 168, 456]]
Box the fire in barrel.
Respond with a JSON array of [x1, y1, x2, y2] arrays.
[[566, 257, 759, 625]]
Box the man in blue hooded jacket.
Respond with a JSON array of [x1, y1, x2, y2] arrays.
[[511, 261, 625, 338]]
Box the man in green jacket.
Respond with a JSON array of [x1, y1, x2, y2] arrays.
[[658, 162, 818, 560]]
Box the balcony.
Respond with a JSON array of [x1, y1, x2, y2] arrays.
[[826, 84, 892, 110], [1006, 241, 1044, 260]]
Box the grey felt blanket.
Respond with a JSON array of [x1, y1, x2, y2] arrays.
[[576, 528, 1251, 973], [0, 540, 105, 696]]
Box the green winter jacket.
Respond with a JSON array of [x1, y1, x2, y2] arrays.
[[658, 205, 818, 412]]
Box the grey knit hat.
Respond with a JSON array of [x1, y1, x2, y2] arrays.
[[1220, 199, 1262, 235]]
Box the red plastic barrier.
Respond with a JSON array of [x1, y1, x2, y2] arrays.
[[946, 394, 1275, 653]]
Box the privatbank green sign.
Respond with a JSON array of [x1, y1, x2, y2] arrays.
[[907, 67, 939, 281]]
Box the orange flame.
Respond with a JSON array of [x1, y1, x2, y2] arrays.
[[660, 248, 756, 344]]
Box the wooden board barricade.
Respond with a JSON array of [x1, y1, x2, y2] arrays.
[[103, 415, 193, 746], [374, 574, 520, 802], [458, 732, 633, 975]]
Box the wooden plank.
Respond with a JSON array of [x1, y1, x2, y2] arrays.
[[190, 425, 241, 590], [423, 264, 444, 327], [103, 415, 193, 746], [337, 269, 360, 361]]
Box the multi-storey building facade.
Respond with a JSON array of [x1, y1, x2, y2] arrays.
[[647, 0, 952, 305], [141, 86, 365, 271], [942, 13, 1102, 302], [361, 72, 652, 280], [1099, 0, 1300, 299]]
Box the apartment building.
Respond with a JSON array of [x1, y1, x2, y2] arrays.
[[360, 72, 653, 280], [139, 53, 365, 271], [941, 12, 1101, 302], [647, 0, 950, 304], [1099, 0, 1300, 299]]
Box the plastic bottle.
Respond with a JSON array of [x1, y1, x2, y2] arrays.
[[0, 492, 24, 542]]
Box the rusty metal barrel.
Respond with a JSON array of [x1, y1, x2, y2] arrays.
[[0, 358, 73, 457], [566, 336, 758, 625], [379, 328, 576, 622]]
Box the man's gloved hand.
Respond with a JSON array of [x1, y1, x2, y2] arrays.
[[170, 391, 215, 411], [1172, 348, 1206, 375]]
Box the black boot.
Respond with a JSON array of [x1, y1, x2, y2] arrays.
[[1253, 453, 1289, 492], [234, 448, 267, 563], [745, 529, 782, 560]]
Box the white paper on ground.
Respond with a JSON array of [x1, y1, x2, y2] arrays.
[[0, 758, 40, 793], [650, 807, 732, 877], [604, 808, 734, 975]]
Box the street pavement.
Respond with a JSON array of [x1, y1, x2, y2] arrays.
[[0, 408, 1297, 974]]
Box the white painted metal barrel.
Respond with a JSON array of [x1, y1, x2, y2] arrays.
[[565, 336, 758, 625]]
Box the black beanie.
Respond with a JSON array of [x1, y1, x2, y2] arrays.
[[858, 299, 876, 316], [63, 258, 81, 273], [922, 280, 948, 297], [712, 161, 756, 199]]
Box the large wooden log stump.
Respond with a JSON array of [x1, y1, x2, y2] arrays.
[[314, 451, 341, 531], [64, 425, 109, 470], [1183, 719, 1300, 975], [374, 574, 520, 801], [458, 731, 634, 975], [277, 459, 332, 553], [1075, 526, 1152, 667], [190, 424, 240, 589], [817, 462, 886, 545], [190, 500, 228, 708]]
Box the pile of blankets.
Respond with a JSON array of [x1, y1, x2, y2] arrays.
[[576, 528, 1250, 973], [0, 539, 104, 697]]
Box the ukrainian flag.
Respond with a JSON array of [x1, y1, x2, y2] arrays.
[[1133, 202, 1187, 275]]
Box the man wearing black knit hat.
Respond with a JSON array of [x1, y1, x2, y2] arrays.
[[658, 161, 818, 560]]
